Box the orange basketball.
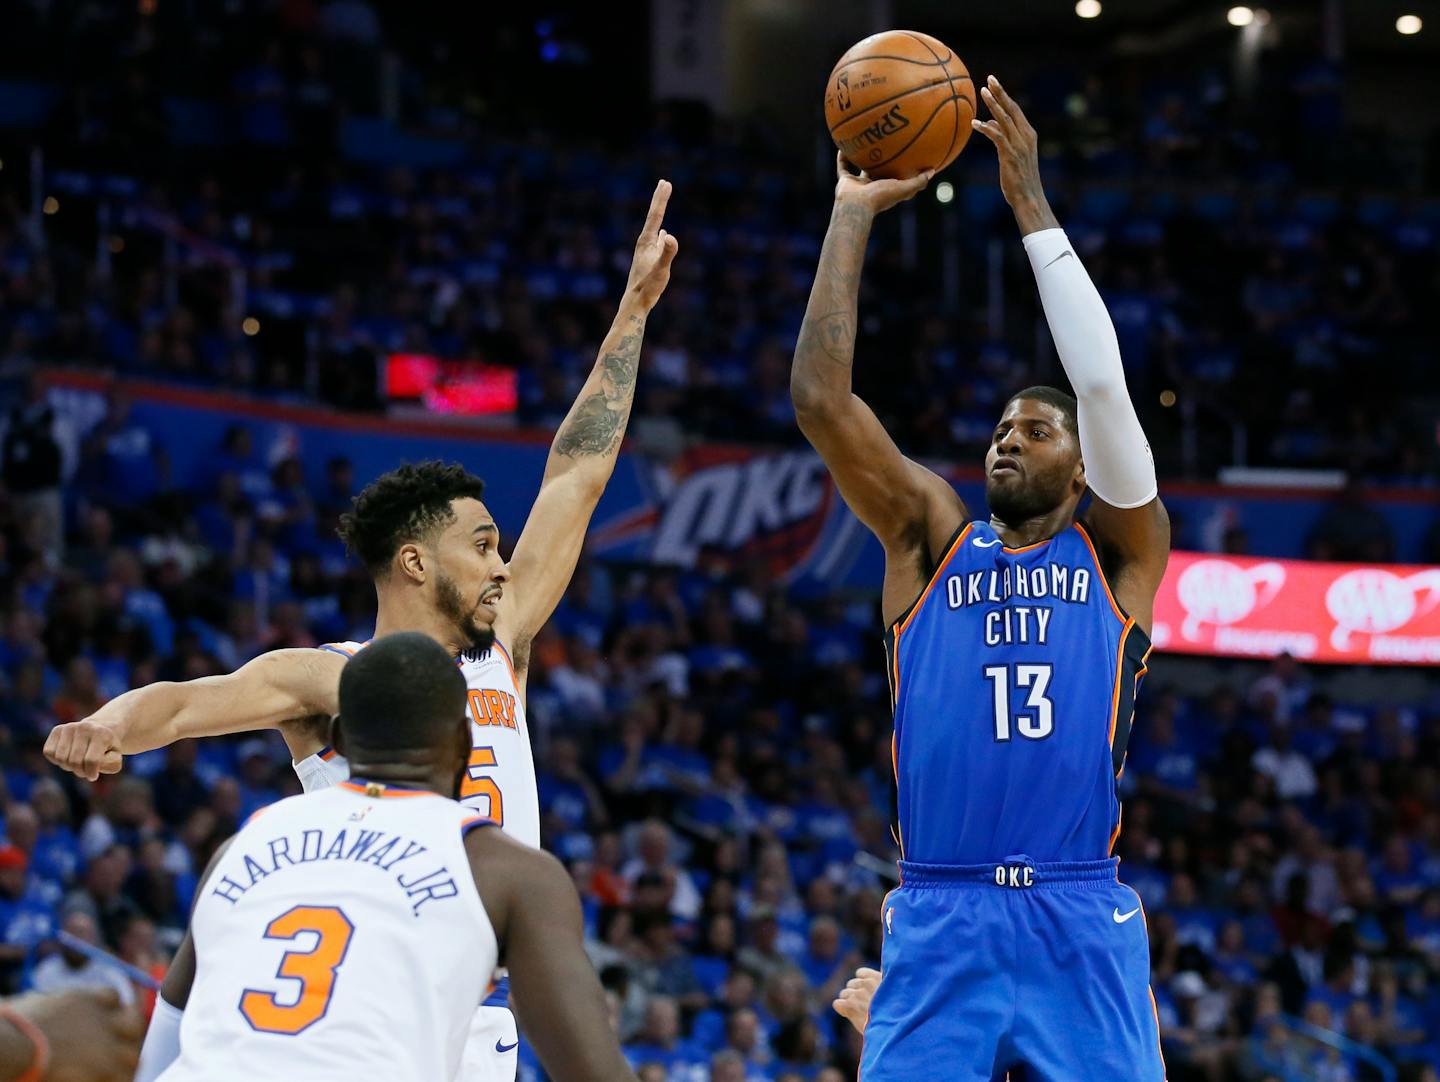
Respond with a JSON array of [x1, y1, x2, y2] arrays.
[[824, 30, 975, 181]]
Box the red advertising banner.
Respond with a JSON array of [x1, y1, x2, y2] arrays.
[[1152, 552, 1440, 665]]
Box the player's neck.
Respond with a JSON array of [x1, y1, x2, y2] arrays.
[[373, 593, 465, 657], [989, 506, 1074, 548], [345, 761, 454, 798]]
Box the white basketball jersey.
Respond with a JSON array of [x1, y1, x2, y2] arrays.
[[295, 640, 540, 849], [159, 783, 498, 1082]]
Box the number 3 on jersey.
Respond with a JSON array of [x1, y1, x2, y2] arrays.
[[460, 746, 504, 824], [240, 906, 354, 1035], [984, 663, 1055, 741]]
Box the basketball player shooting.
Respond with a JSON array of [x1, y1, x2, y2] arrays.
[[47, 180, 678, 1082], [146, 632, 637, 1082], [791, 76, 1170, 1081]]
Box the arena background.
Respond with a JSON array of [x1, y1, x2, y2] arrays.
[[1, 1, 1438, 1079]]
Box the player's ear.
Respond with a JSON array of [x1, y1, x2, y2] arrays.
[[396, 543, 426, 584]]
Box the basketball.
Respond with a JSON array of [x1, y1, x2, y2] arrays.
[[824, 30, 975, 180]]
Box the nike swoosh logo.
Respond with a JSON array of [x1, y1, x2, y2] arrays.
[[1113, 907, 1140, 924], [972, 537, 1003, 548], [1043, 250, 1074, 269], [495, 1039, 519, 1053]]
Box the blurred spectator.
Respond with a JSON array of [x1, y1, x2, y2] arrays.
[[30, 910, 135, 1005], [1, 373, 66, 565]]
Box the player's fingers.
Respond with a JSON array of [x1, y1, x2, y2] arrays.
[[970, 118, 1009, 150], [980, 82, 1018, 139], [836, 150, 858, 180], [904, 168, 936, 193], [88, 986, 123, 1010], [641, 179, 672, 237], [99, 749, 123, 774], [82, 737, 110, 782], [109, 1003, 145, 1040], [855, 966, 882, 979], [988, 76, 1035, 136]]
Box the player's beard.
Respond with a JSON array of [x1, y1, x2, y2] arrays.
[[434, 569, 496, 654], [985, 468, 1073, 527]]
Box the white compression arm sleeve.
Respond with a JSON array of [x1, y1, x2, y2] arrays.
[[1022, 227, 1158, 509], [134, 997, 184, 1082]]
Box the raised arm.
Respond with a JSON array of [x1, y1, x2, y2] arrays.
[[975, 77, 1170, 630], [791, 155, 966, 617], [43, 649, 344, 781], [467, 827, 637, 1082], [499, 181, 678, 661]]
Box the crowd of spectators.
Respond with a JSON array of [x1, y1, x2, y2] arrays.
[[0, 2, 1436, 482], [0, 384, 1434, 1081], [0, 5, 1437, 1082]]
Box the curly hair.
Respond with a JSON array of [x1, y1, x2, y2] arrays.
[[1004, 385, 1079, 441], [336, 461, 487, 575]]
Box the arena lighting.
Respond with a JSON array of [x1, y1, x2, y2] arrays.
[[1159, 389, 1177, 407], [935, 181, 955, 204], [42, 196, 58, 215], [1227, 6, 1255, 26], [1074, 0, 1102, 18], [241, 317, 260, 336], [1397, 14, 1422, 34]]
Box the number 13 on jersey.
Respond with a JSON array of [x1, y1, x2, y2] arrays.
[[984, 663, 1055, 741]]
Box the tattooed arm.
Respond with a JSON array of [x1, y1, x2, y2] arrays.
[[498, 181, 679, 667], [791, 155, 967, 623]]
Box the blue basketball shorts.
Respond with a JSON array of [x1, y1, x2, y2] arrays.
[[859, 856, 1166, 1082]]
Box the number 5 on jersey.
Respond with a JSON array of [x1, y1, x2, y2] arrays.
[[460, 746, 504, 825]]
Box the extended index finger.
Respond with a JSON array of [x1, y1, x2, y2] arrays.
[[641, 179, 672, 237]]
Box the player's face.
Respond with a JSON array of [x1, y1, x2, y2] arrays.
[[429, 498, 508, 652], [983, 399, 1083, 525]]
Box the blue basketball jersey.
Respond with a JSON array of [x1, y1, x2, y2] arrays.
[[884, 519, 1151, 865]]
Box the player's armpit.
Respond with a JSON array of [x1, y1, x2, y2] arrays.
[[1083, 496, 1171, 633], [466, 829, 638, 1082]]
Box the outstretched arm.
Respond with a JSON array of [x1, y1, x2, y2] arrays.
[[499, 181, 679, 662], [975, 77, 1170, 630], [468, 828, 637, 1082], [791, 155, 966, 620], [43, 649, 344, 780]]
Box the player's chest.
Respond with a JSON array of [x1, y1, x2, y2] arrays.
[[460, 660, 525, 733]]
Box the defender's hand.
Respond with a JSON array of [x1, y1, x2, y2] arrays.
[[971, 75, 1045, 211], [625, 180, 680, 310], [832, 966, 881, 1034], [43, 719, 124, 781], [833, 152, 934, 216], [9, 988, 144, 1081]]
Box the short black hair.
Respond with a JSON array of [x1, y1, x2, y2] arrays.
[[336, 461, 486, 574], [1004, 385, 1079, 440], [337, 632, 466, 756]]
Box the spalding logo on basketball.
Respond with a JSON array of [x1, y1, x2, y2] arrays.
[[823, 30, 975, 180]]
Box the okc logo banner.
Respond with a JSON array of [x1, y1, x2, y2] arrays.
[[589, 446, 862, 582], [1153, 553, 1440, 665]]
